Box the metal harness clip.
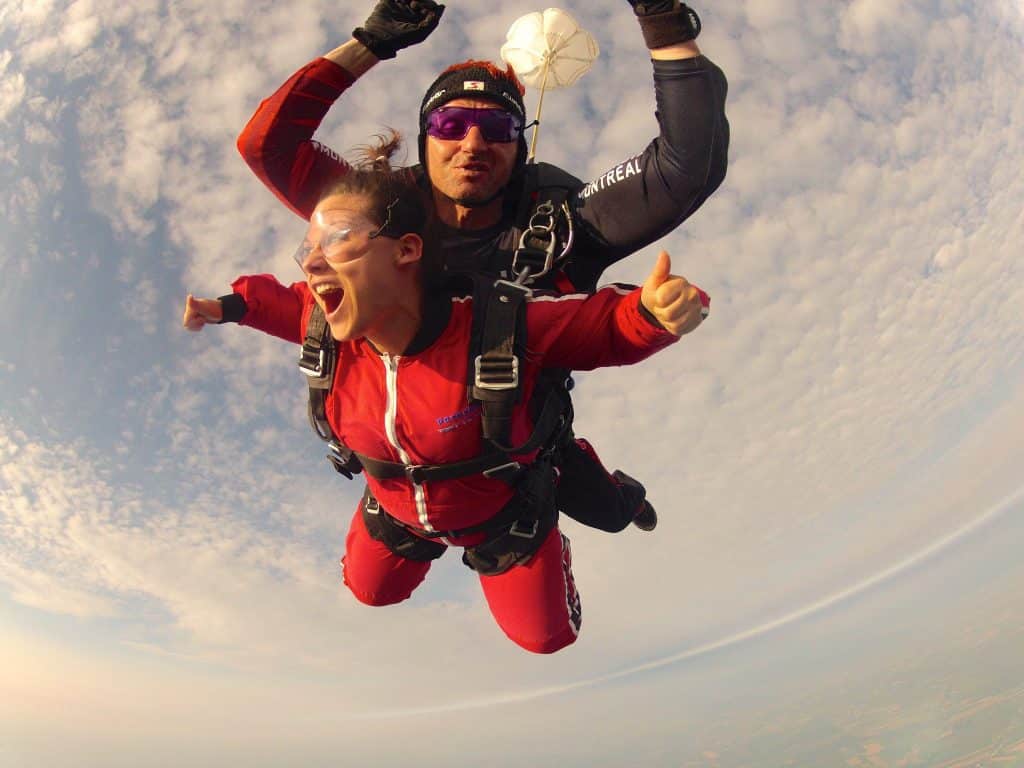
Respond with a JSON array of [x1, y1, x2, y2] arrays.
[[511, 201, 558, 282], [298, 345, 327, 378], [508, 518, 540, 539], [474, 354, 519, 391], [482, 461, 522, 481], [510, 200, 575, 284]]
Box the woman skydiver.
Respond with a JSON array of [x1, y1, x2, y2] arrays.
[[183, 133, 709, 654]]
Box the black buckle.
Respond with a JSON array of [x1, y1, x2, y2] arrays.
[[326, 442, 361, 479], [405, 465, 427, 485], [474, 354, 519, 391], [327, 456, 353, 479], [509, 519, 540, 539], [363, 495, 380, 514], [327, 458, 354, 479]]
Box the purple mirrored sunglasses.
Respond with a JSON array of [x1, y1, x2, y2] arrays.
[[424, 106, 523, 143]]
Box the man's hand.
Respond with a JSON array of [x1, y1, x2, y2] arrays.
[[640, 251, 709, 336], [353, 0, 445, 60], [182, 294, 223, 332], [628, 0, 675, 13]]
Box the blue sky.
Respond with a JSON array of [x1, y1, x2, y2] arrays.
[[2, 1, 1024, 765]]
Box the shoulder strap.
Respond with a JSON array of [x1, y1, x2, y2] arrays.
[[467, 276, 531, 449], [298, 304, 334, 439], [298, 304, 362, 479]]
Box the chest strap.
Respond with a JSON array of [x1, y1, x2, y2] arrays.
[[354, 386, 567, 486]]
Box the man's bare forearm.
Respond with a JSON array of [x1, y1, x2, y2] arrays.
[[323, 39, 380, 78], [650, 40, 701, 60]]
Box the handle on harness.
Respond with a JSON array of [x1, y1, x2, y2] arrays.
[[511, 200, 574, 284]]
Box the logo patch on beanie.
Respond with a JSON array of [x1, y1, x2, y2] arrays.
[[463, 81, 485, 91]]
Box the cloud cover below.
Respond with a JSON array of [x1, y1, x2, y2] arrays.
[[1, 0, 1024, 762]]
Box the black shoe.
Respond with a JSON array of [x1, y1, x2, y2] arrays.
[[612, 470, 658, 532], [632, 500, 658, 531]]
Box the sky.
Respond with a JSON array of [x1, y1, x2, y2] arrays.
[[2, 0, 1023, 765]]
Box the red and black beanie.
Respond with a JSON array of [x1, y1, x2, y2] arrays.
[[419, 61, 527, 126]]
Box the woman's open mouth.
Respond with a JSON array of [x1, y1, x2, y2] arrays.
[[314, 284, 344, 316]]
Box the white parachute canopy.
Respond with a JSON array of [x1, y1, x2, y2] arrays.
[[500, 8, 599, 160], [500, 8, 599, 90]]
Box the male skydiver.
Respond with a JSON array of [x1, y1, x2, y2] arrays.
[[236, 0, 729, 533]]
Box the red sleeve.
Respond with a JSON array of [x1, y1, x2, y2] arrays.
[[230, 274, 312, 344], [525, 285, 679, 370], [236, 58, 356, 220]]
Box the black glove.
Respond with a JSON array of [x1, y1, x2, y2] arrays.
[[628, 1, 701, 49], [353, 0, 445, 60]]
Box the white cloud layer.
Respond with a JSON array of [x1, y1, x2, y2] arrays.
[[1, 0, 1024, 763]]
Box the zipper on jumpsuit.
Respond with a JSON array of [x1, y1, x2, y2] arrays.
[[382, 354, 435, 534]]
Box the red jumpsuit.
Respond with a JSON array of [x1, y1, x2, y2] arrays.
[[230, 275, 679, 653]]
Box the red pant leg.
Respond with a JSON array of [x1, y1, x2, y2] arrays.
[[478, 527, 582, 654], [340, 502, 435, 606]]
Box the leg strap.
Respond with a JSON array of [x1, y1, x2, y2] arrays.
[[360, 488, 447, 562], [462, 459, 559, 577]]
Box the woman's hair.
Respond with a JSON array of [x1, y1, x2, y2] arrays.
[[319, 130, 441, 284], [319, 130, 427, 238]]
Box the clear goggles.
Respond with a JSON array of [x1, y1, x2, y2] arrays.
[[424, 106, 523, 143], [293, 211, 383, 268]]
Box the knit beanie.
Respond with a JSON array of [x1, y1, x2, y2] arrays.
[[419, 63, 527, 127]]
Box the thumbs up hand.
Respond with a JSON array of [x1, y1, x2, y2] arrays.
[[640, 250, 709, 337]]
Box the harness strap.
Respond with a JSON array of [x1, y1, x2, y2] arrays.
[[299, 305, 334, 430], [354, 386, 567, 485], [364, 488, 531, 541], [361, 477, 557, 577], [299, 304, 362, 479], [361, 490, 447, 562], [470, 278, 531, 447]]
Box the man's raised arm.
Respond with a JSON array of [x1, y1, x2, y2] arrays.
[[236, 0, 444, 220], [565, 2, 730, 289]]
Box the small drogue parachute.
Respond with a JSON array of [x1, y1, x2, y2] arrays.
[[500, 8, 599, 161]]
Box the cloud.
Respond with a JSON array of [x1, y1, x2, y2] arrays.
[[1, 6, 1024, 764], [0, 51, 27, 124], [0, 414, 593, 699]]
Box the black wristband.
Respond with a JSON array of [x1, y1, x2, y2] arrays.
[[637, 3, 701, 49], [638, 296, 667, 331], [352, 27, 398, 60], [217, 293, 248, 324], [631, 0, 675, 13]]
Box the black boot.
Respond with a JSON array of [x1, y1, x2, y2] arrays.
[[612, 470, 658, 531]]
